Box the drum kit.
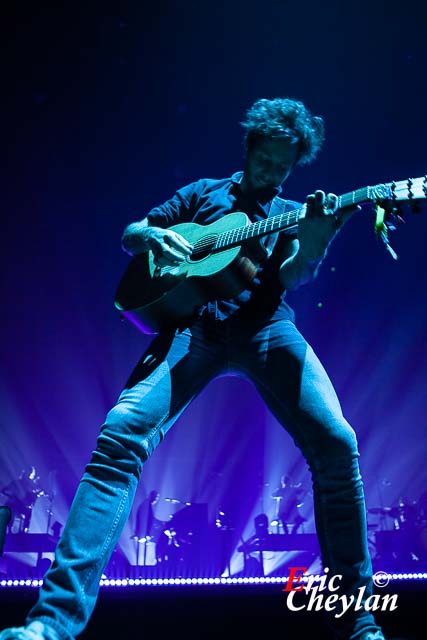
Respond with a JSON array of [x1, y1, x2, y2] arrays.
[[132, 478, 313, 569], [131, 497, 209, 566]]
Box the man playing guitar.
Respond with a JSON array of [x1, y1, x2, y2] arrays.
[[0, 98, 386, 640]]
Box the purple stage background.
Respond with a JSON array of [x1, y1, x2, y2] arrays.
[[1, 1, 426, 578]]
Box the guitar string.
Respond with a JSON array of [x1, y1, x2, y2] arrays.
[[210, 186, 373, 252], [193, 186, 377, 254], [183, 180, 423, 256], [160, 180, 423, 269]]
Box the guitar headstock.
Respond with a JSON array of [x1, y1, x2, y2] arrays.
[[371, 176, 427, 210]]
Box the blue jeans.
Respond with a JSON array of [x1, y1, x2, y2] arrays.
[[27, 313, 381, 639]]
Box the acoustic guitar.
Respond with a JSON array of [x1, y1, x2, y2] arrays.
[[115, 177, 426, 334]]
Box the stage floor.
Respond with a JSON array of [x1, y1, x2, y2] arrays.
[[0, 579, 424, 639]]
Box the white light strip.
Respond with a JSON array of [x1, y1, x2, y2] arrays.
[[1, 573, 427, 589]]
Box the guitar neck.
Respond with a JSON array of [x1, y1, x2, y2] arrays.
[[214, 185, 374, 251]]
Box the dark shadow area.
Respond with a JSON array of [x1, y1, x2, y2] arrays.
[[0, 581, 424, 639]]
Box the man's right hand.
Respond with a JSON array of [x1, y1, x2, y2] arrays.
[[141, 225, 193, 267], [122, 220, 193, 265]]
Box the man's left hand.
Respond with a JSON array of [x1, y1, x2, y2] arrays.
[[298, 190, 360, 261]]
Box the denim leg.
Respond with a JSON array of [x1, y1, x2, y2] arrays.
[[26, 324, 224, 640], [233, 319, 381, 640]]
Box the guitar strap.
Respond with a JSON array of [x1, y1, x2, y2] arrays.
[[261, 196, 293, 259]]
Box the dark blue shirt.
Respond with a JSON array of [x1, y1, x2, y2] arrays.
[[146, 172, 300, 324]]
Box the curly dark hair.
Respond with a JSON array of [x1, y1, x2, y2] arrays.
[[240, 97, 325, 166]]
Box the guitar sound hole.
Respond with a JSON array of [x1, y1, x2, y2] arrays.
[[188, 234, 218, 262]]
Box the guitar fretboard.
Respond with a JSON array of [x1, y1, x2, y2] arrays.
[[213, 186, 373, 251]]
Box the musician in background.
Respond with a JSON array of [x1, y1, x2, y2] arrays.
[[272, 474, 307, 534], [0, 98, 386, 640], [134, 489, 162, 541], [0, 466, 43, 533]]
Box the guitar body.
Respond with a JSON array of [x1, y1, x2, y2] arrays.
[[115, 212, 259, 334]]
